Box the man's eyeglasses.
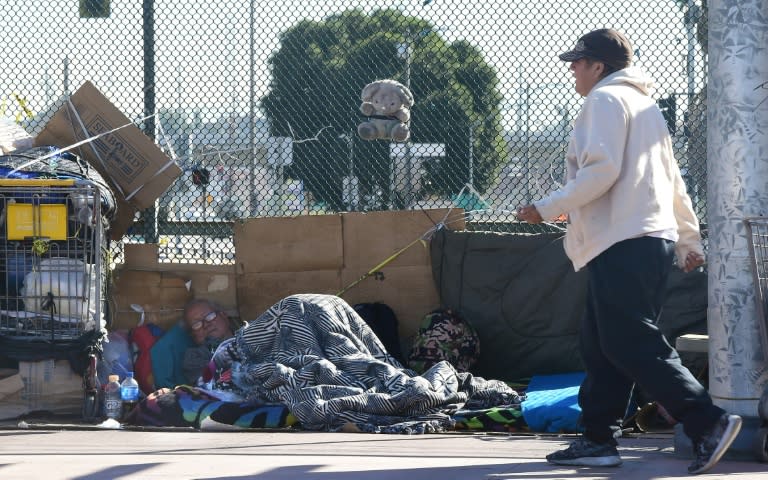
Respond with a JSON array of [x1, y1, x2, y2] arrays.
[[189, 311, 218, 331]]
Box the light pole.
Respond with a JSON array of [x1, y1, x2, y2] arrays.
[[468, 116, 493, 188], [398, 30, 414, 208], [249, 0, 256, 216], [684, 0, 699, 100], [143, 0, 155, 140], [340, 130, 358, 211], [397, 27, 431, 208], [394, 0, 437, 207], [468, 122, 475, 188], [142, 0, 158, 242]]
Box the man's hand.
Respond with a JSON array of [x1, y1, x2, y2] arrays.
[[682, 251, 705, 273], [517, 204, 543, 224]]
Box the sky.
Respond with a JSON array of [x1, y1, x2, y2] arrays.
[[0, 0, 702, 133]]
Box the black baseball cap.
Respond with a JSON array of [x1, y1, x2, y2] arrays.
[[558, 28, 633, 70]]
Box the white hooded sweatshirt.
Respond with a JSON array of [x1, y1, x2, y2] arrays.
[[534, 67, 703, 272]]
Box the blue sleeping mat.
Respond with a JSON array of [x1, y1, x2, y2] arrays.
[[521, 371, 585, 433]]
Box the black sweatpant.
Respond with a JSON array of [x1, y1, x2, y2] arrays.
[[578, 236, 723, 445]]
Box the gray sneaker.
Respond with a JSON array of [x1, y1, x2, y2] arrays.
[[688, 414, 743, 474], [546, 437, 622, 467]]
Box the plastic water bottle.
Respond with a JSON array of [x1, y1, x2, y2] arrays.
[[103, 374, 122, 421], [120, 372, 140, 419]]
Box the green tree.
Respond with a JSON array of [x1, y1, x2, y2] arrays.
[[261, 8, 505, 210]]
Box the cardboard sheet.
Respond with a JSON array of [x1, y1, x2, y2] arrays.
[[109, 269, 193, 330], [341, 209, 458, 268], [233, 209, 461, 341], [112, 210, 461, 355], [0, 360, 82, 418], [236, 270, 342, 321], [35, 81, 181, 239], [340, 264, 440, 340], [110, 244, 238, 330], [234, 215, 343, 273]]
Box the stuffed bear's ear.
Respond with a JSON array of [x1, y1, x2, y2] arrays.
[[398, 84, 414, 107], [361, 81, 380, 101]]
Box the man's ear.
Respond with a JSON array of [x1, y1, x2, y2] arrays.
[[596, 61, 606, 76]]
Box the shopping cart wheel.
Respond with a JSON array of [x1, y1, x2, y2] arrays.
[[81, 351, 100, 421], [753, 427, 768, 463]]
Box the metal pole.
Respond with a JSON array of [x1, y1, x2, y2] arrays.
[[524, 84, 530, 203], [142, 0, 158, 243], [143, 0, 155, 140], [700, 0, 768, 457], [468, 123, 474, 187], [685, 0, 696, 99], [63, 57, 70, 96], [404, 30, 413, 208], [249, 0, 256, 216]]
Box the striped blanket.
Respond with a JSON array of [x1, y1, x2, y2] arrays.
[[210, 294, 522, 433]]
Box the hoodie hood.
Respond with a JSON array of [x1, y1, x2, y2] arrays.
[[594, 66, 654, 96]]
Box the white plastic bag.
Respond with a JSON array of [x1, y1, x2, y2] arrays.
[[21, 257, 98, 327]]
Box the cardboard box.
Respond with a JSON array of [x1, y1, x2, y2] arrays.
[[35, 81, 181, 239], [0, 360, 82, 418], [110, 269, 193, 330]]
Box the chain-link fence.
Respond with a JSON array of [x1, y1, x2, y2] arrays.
[[0, 0, 708, 263]]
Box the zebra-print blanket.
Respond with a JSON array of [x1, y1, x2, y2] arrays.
[[210, 294, 523, 433]]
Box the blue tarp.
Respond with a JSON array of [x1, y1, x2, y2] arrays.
[[521, 371, 586, 433]]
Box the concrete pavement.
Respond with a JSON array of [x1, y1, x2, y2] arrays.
[[0, 427, 766, 479]]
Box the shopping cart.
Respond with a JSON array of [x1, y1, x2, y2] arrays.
[[744, 217, 768, 364], [743, 216, 768, 461], [0, 178, 108, 420]]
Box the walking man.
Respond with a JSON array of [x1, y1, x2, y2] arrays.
[[517, 28, 742, 475]]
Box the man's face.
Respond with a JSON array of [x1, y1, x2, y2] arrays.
[[569, 58, 604, 97], [184, 303, 232, 344]]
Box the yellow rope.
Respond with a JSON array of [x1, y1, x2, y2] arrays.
[[334, 209, 469, 298], [336, 236, 427, 297]]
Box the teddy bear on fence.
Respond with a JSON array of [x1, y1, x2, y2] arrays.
[[357, 79, 414, 143]]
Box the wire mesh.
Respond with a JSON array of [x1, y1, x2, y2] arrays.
[[744, 217, 768, 364], [0, 0, 708, 264]]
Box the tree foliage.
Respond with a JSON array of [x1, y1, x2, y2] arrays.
[[261, 9, 505, 210]]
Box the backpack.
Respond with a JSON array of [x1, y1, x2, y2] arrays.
[[408, 308, 481, 373], [353, 302, 404, 363]]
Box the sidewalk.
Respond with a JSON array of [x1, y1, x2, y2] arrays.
[[0, 427, 765, 479]]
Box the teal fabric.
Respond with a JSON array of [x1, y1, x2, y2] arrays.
[[150, 324, 196, 389]]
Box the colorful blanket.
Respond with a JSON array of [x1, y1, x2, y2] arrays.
[[124, 385, 298, 429], [452, 406, 528, 433], [124, 386, 529, 433]]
